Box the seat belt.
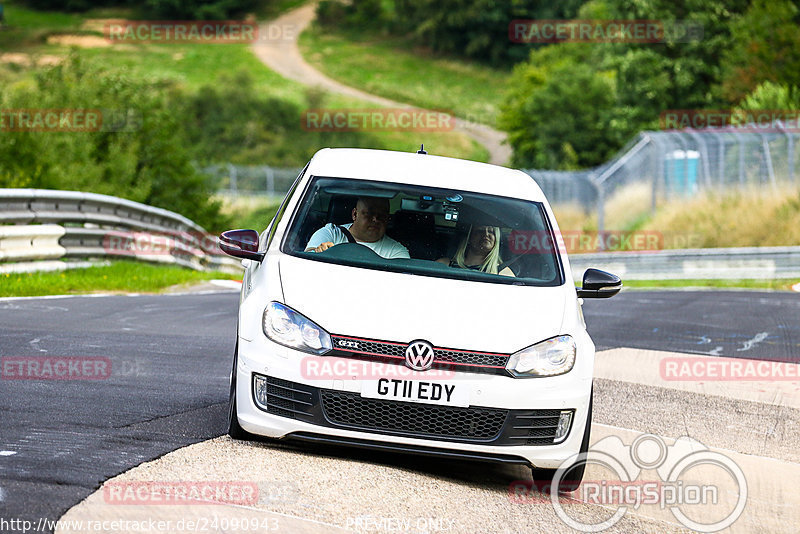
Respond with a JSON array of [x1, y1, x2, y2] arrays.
[[338, 225, 357, 244]]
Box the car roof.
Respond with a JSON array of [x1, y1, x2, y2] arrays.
[[306, 148, 547, 202]]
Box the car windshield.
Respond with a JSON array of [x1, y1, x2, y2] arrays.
[[282, 176, 563, 286]]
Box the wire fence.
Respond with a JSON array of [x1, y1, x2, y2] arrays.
[[521, 127, 799, 231], [203, 164, 302, 198], [207, 126, 799, 235]]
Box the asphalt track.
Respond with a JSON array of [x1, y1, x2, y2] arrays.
[[583, 290, 800, 360], [0, 289, 797, 532]]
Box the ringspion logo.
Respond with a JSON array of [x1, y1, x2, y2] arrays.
[[512, 434, 747, 532]]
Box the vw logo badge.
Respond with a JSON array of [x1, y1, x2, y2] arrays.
[[405, 340, 435, 371]]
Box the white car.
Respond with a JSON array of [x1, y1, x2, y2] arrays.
[[219, 147, 621, 487]]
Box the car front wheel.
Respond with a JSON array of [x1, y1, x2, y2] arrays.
[[227, 340, 254, 440]]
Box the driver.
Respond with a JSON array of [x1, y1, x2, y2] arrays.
[[305, 197, 410, 259]]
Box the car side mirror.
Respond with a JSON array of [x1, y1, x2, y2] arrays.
[[577, 268, 622, 299], [219, 229, 265, 261]]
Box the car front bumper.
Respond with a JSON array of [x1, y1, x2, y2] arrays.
[[235, 337, 593, 469]]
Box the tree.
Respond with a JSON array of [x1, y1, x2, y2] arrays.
[[499, 0, 752, 169], [737, 82, 800, 110], [720, 0, 800, 103], [499, 45, 617, 169], [318, 0, 586, 65]]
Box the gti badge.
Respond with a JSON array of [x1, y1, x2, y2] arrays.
[[405, 340, 435, 371]]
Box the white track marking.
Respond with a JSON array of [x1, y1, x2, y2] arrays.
[[209, 279, 243, 289], [28, 338, 47, 353], [737, 332, 769, 352], [0, 290, 237, 302]]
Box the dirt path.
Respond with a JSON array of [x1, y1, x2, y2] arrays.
[[250, 3, 511, 166]]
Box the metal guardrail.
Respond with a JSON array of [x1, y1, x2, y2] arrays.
[[3, 190, 797, 281], [0, 189, 241, 274], [568, 246, 800, 281]]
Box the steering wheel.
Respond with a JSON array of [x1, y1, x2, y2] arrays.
[[315, 242, 384, 261]]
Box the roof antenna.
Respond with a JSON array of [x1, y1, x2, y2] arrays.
[[417, 144, 427, 155]]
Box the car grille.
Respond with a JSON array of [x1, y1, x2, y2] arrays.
[[320, 390, 507, 442], [254, 375, 315, 420], [329, 334, 510, 374], [252, 374, 574, 446], [505, 410, 569, 445]]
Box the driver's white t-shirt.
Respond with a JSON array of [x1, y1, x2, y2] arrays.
[[305, 223, 410, 259]]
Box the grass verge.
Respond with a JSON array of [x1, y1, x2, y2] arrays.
[[1, 1, 488, 164], [553, 185, 800, 249], [618, 279, 798, 291], [217, 194, 282, 231], [0, 261, 240, 297], [299, 25, 509, 127], [0, 3, 82, 50]]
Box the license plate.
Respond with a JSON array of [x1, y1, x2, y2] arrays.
[[361, 378, 469, 407]]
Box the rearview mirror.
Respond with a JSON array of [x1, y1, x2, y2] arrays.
[[219, 229, 265, 261], [577, 268, 622, 299]]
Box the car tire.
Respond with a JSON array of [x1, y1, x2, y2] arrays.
[[530, 387, 593, 493], [227, 340, 254, 441]]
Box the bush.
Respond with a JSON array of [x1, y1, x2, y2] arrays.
[[0, 55, 228, 231], [316, 0, 583, 65], [20, 0, 125, 11], [143, 0, 258, 19], [20, 0, 259, 18]]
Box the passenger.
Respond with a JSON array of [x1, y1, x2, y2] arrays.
[[305, 197, 410, 259], [437, 224, 514, 276]]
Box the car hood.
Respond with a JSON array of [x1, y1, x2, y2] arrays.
[[279, 255, 567, 354]]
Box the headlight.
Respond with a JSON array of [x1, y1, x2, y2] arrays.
[[505, 335, 576, 377], [262, 302, 332, 355]]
